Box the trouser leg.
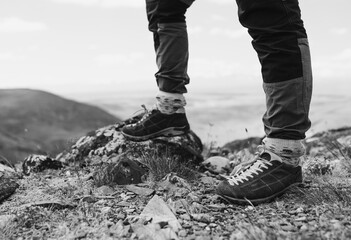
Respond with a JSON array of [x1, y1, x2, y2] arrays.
[[236, 0, 313, 140], [145, 0, 193, 94]]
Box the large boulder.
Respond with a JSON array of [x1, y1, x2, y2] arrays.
[[20, 111, 203, 187], [52, 113, 204, 185], [0, 163, 20, 203], [57, 124, 203, 165]]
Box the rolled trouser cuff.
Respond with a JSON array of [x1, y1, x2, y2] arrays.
[[262, 77, 311, 139]]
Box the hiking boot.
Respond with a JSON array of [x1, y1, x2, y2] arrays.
[[121, 107, 190, 141], [217, 147, 302, 205]]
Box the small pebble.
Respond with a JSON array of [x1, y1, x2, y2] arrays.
[[178, 229, 188, 237], [180, 214, 191, 221], [125, 208, 135, 214], [116, 213, 126, 220], [101, 207, 111, 214]]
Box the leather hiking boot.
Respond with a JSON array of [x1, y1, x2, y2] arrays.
[[217, 148, 302, 205], [121, 107, 190, 141]]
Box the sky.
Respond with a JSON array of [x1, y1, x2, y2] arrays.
[[1, 0, 351, 98]]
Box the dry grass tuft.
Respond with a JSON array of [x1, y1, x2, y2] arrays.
[[141, 147, 197, 182]]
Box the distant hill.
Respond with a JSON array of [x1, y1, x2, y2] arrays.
[[0, 89, 120, 164]]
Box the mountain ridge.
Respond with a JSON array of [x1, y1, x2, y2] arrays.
[[0, 88, 120, 164]]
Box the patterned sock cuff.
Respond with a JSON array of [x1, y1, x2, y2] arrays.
[[156, 91, 187, 115], [263, 138, 306, 166]]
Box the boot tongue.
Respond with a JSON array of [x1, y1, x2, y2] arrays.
[[260, 150, 283, 163], [260, 152, 271, 161]]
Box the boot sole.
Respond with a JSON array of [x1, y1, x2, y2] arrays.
[[218, 182, 303, 205], [121, 126, 189, 141]]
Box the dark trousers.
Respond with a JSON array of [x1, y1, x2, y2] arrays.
[[145, 0, 312, 140]]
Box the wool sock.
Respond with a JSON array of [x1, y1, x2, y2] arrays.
[[156, 91, 186, 114], [263, 138, 306, 166]]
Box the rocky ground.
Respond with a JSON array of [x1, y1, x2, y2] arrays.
[[1, 123, 351, 240]]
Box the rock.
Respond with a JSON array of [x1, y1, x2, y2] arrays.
[[295, 216, 307, 222], [167, 198, 188, 215], [116, 201, 130, 207], [0, 214, 16, 228], [199, 176, 218, 185], [195, 234, 211, 240], [305, 127, 351, 157], [125, 185, 155, 196], [190, 202, 206, 214], [230, 224, 267, 240], [296, 207, 304, 213], [0, 163, 18, 178], [191, 213, 211, 223], [0, 177, 19, 203], [186, 192, 201, 203], [21, 200, 76, 210], [302, 157, 333, 176], [162, 173, 191, 189], [80, 195, 97, 203], [52, 112, 203, 187], [180, 214, 191, 221], [132, 223, 179, 240], [157, 173, 192, 197], [208, 223, 218, 228], [140, 195, 181, 232], [57, 112, 203, 167], [93, 157, 146, 186], [281, 224, 296, 231], [125, 209, 136, 214], [245, 206, 255, 211], [337, 135, 351, 146], [331, 219, 342, 229], [116, 213, 126, 220], [201, 156, 230, 174], [101, 207, 112, 215], [207, 204, 226, 211], [300, 224, 308, 231], [178, 229, 188, 237], [94, 185, 115, 196], [22, 155, 63, 175], [132, 194, 181, 239], [0, 163, 20, 203]]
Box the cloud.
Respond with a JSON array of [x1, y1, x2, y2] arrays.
[[51, 0, 98, 6], [0, 52, 26, 61], [188, 26, 203, 35], [313, 48, 351, 78], [0, 53, 14, 61], [209, 27, 247, 39], [95, 52, 145, 67], [50, 0, 143, 8], [210, 14, 226, 22], [335, 48, 351, 61], [205, 0, 235, 5], [100, 0, 144, 8], [189, 57, 259, 79], [330, 27, 349, 35], [0, 17, 47, 33]]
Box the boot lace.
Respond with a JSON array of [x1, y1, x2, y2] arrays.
[[129, 104, 158, 127], [226, 145, 273, 186]]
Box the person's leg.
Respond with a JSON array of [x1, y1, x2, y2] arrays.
[[122, 0, 193, 141], [147, 0, 192, 94], [217, 0, 312, 204], [236, 0, 312, 140]]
